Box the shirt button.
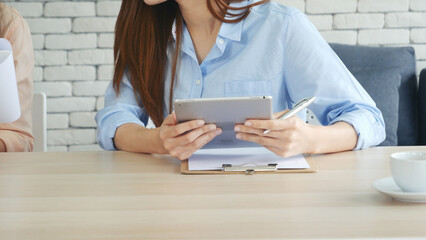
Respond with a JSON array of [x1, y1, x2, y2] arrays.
[[196, 80, 201, 85], [218, 38, 224, 45]]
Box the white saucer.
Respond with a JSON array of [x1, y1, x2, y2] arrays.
[[373, 177, 426, 203]]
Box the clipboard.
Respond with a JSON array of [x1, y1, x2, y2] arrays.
[[181, 154, 318, 175]]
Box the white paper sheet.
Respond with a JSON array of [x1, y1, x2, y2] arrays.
[[0, 38, 20, 123], [188, 147, 310, 171]]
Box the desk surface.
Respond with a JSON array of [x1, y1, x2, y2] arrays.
[[1, 146, 426, 239]]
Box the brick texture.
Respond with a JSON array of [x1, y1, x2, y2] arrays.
[[358, 29, 410, 45], [44, 66, 96, 81], [45, 2, 95, 17], [27, 18, 71, 34], [3, 0, 425, 151], [70, 112, 97, 127], [411, 29, 426, 43], [47, 114, 69, 129], [410, 0, 426, 11], [6, 2, 43, 17], [306, 0, 357, 14], [308, 15, 333, 30], [359, 0, 409, 12], [334, 14, 385, 29]]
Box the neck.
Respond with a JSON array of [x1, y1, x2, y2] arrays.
[[176, 0, 221, 36]]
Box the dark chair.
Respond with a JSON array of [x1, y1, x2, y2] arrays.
[[329, 43, 425, 146], [418, 69, 426, 145]]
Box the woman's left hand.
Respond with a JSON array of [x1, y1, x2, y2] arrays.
[[234, 110, 317, 158]]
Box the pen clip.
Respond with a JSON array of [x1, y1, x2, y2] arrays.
[[282, 96, 316, 119], [293, 97, 312, 108]]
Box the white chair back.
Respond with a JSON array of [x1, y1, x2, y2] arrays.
[[32, 92, 46, 152]]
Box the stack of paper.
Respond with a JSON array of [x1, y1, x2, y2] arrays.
[[188, 147, 310, 171]]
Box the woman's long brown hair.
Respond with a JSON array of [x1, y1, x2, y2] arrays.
[[113, 0, 269, 127]]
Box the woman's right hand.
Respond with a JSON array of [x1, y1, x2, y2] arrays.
[[158, 112, 222, 160]]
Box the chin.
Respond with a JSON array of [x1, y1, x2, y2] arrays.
[[144, 0, 168, 5]]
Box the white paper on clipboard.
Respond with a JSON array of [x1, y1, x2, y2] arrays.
[[188, 147, 310, 171]]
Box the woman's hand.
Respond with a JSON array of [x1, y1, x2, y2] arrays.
[[234, 110, 317, 158], [159, 112, 222, 160]]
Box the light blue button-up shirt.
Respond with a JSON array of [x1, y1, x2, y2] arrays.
[[95, 0, 385, 151]]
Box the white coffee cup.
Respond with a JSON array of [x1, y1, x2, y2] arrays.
[[390, 152, 426, 192]]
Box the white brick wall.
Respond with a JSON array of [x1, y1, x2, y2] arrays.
[[308, 15, 332, 30], [47, 97, 96, 113], [359, 0, 409, 12], [334, 14, 385, 29], [411, 29, 426, 43], [96, 1, 121, 16], [411, 0, 426, 11], [33, 67, 43, 81], [7, 2, 43, 17], [31, 34, 44, 49], [386, 12, 426, 28], [45, 34, 97, 49], [4, 0, 426, 151], [47, 114, 69, 129], [358, 29, 410, 45], [27, 18, 71, 33], [34, 50, 67, 66], [44, 2, 95, 17], [47, 129, 96, 145], [306, 0, 357, 14], [70, 112, 97, 127], [34, 82, 72, 97], [44, 66, 96, 81], [72, 17, 116, 32]]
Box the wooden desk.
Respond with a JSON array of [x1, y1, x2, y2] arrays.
[[1, 146, 426, 239]]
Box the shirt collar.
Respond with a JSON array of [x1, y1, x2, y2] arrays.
[[217, 0, 249, 42], [171, 0, 249, 42]]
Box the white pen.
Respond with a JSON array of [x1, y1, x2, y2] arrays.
[[263, 96, 316, 134]]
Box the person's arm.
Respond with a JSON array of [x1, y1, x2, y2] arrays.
[[114, 123, 165, 153], [96, 79, 220, 159], [114, 114, 220, 160], [0, 7, 34, 152], [236, 8, 384, 157], [278, 8, 385, 150], [95, 79, 152, 151], [0, 139, 6, 152], [310, 122, 357, 153]]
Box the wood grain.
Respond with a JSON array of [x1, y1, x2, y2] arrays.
[[1, 146, 426, 239]]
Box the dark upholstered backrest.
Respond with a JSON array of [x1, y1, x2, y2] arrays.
[[419, 69, 426, 145], [329, 44, 418, 146]]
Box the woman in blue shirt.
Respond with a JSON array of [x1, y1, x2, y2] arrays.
[[96, 0, 385, 160]]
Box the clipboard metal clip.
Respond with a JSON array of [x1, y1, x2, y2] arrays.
[[222, 163, 278, 175]]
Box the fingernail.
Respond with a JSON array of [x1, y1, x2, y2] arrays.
[[245, 121, 252, 127], [197, 120, 204, 126], [216, 129, 222, 135], [236, 133, 241, 139], [209, 125, 216, 130], [234, 126, 241, 132]]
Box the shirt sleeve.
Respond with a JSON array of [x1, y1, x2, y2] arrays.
[[0, 8, 34, 152], [281, 8, 386, 149], [95, 74, 149, 151]]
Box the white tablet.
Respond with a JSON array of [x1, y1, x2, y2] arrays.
[[174, 96, 273, 149]]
